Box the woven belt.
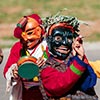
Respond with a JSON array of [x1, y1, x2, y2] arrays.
[[49, 97, 71, 100], [49, 95, 98, 100]]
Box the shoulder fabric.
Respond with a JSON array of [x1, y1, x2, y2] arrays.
[[3, 41, 22, 78]]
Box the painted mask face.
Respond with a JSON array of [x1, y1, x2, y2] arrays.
[[21, 17, 42, 49], [47, 27, 74, 60]]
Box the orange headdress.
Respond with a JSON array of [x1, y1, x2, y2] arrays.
[[14, 14, 44, 39]]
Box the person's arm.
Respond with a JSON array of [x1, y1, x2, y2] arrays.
[[3, 41, 22, 78], [3, 42, 22, 92], [40, 56, 87, 97]]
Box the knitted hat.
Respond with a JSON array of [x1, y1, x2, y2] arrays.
[[14, 14, 43, 39]]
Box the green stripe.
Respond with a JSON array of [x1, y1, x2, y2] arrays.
[[17, 23, 22, 28], [70, 64, 83, 76], [43, 51, 48, 59]]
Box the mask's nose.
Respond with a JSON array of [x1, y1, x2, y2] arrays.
[[62, 40, 66, 45], [62, 38, 68, 46], [62, 40, 72, 47]]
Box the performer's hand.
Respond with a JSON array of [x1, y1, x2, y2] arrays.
[[36, 57, 45, 67], [72, 36, 85, 60], [12, 64, 19, 79]]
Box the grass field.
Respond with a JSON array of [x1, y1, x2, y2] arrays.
[[0, 0, 100, 23], [0, 0, 100, 48]]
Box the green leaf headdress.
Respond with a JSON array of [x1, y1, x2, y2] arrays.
[[42, 8, 87, 35]]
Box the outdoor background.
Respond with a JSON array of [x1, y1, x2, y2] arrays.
[[0, 0, 100, 48], [0, 0, 100, 99]]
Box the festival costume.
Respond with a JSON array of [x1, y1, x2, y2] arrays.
[[3, 40, 48, 100], [3, 14, 48, 100], [40, 14, 98, 100], [40, 55, 98, 100]]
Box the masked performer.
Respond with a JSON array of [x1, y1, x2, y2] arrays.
[[3, 14, 48, 100], [40, 15, 98, 100]]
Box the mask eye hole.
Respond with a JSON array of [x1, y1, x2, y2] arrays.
[[26, 28, 35, 35], [55, 36, 62, 41], [27, 32, 33, 35]]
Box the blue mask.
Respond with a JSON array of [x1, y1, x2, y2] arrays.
[[47, 27, 74, 60]]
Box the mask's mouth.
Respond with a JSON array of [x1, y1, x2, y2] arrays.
[[55, 46, 68, 50], [54, 46, 70, 54], [26, 39, 33, 44], [26, 39, 39, 48]]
